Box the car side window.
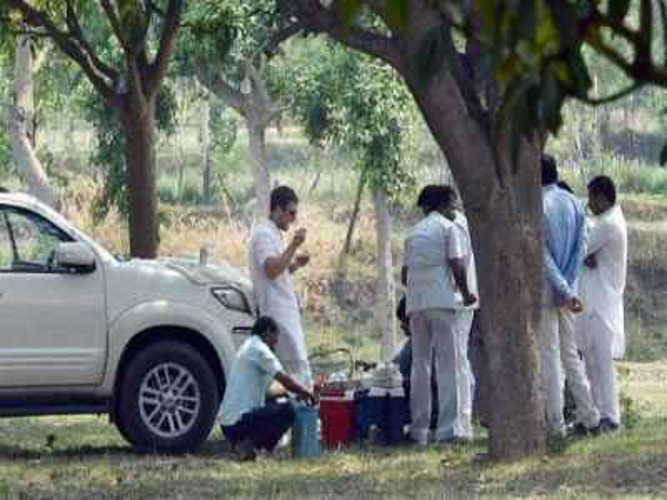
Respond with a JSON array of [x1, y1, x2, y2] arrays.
[[0, 207, 70, 273]]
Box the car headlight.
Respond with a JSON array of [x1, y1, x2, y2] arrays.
[[211, 286, 252, 314]]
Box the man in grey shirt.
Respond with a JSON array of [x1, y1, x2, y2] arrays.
[[402, 185, 477, 446]]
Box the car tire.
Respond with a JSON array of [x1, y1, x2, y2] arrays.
[[116, 340, 220, 453]]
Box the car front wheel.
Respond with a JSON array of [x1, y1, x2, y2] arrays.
[[116, 340, 220, 453]]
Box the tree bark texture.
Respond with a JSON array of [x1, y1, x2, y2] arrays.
[[247, 119, 271, 219], [10, 35, 56, 208], [372, 187, 396, 364], [200, 95, 213, 204], [121, 98, 159, 258]]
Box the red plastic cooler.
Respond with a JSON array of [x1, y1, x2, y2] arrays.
[[319, 388, 356, 448]]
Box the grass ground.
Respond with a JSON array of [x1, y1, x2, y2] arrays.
[[0, 363, 665, 499]]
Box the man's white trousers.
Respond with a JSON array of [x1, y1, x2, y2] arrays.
[[539, 306, 600, 435], [577, 311, 621, 425], [409, 308, 474, 443]]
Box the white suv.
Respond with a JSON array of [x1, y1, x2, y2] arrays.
[[0, 192, 255, 453]]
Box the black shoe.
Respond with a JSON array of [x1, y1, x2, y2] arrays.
[[599, 417, 619, 434], [568, 422, 600, 437]]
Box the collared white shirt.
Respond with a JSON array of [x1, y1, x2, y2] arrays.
[[218, 336, 283, 426], [403, 211, 464, 314], [248, 220, 308, 361], [452, 212, 479, 310], [579, 204, 627, 357], [249, 220, 298, 314]]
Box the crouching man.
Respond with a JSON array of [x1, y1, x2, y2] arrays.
[[219, 316, 316, 461]]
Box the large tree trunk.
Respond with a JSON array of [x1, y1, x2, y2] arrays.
[[247, 118, 271, 219], [405, 70, 545, 460], [466, 157, 545, 459], [9, 35, 56, 207], [372, 187, 396, 363], [120, 99, 159, 258]]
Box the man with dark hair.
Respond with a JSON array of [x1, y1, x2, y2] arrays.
[[402, 184, 476, 445], [270, 185, 299, 212], [576, 175, 627, 433], [540, 156, 600, 437], [219, 316, 316, 461], [249, 185, 312, 387]]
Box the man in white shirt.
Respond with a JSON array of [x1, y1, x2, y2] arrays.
[[402, 185, 477, 446], [440, 202, 479, 443], [577, 175, 627, 433], [249, 186, 312, 387], [219, 316, 316, 461]]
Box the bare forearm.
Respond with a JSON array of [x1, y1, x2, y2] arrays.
[[449, 259, 470, 296], [264, 242, 298, 279], [275, 372, 312, 400]]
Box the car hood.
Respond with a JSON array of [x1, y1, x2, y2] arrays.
[[158, 256, 253, 296], [105, 256, 255, 322]]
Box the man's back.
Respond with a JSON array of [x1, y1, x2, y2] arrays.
[[403, 212, 462, 313], [543, 184, 587, 300]]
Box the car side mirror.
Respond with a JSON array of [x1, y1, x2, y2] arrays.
[[55, 242, 96, 273]]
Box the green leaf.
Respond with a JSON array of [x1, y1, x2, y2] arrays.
[[518, 0, 536, 42], [540, 71, 564, 133], [565, 50, 592, 98], [382, 0, 410, 34], [608, 0, 631, 25], [336, 0, 364, 25]]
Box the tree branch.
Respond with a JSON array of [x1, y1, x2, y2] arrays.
[[5, 0, 118, 105], [65, 0, 118, 82], [286, 0, 404, 71], [573, 82, 644, 105], [148, 0, 184, 96], [245, 59, 272, 115], [264, 21, 304, 57], [194, 60, 246, 113], [98, 0, 129, 51]]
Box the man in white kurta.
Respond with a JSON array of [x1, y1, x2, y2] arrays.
[[577, 175, 627, 432], [402, 185, 477, 445], [249, 186, 312, 388]]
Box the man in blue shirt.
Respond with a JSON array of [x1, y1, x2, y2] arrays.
[[540, 155, 600, 438]]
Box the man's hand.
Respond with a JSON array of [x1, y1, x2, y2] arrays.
[[289, 253, 310, 274], [584, 254, 597, 269], [295, 253, 310, 268], [299, 389, 317, 406], [463, 292, 477, 307], [292, 227, 307, 248], [565, 296, 584, 313]]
